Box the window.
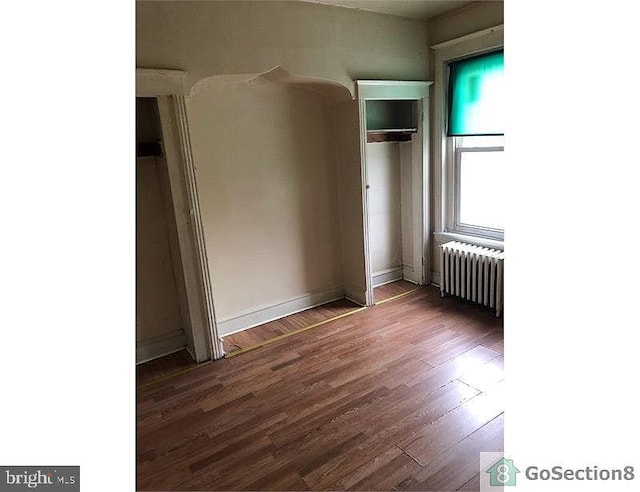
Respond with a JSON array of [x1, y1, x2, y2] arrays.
[[454, 135, 504, 238], [445, 49, 504, 241], [447, 50, 504, 137]]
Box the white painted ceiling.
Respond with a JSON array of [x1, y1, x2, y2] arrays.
[[297, 0, 477, 21]]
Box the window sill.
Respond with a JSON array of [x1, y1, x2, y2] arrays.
[[434, 231, 504, 251]]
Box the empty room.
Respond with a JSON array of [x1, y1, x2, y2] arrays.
[[136, 1, 505, 490]]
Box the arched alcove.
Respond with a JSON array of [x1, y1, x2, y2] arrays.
[[185, 66, 362, 337], [190, 65, 354, 103]]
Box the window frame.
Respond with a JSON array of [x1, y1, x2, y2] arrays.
[[452, 138, 504, 240], [433, 26, 505, 247]]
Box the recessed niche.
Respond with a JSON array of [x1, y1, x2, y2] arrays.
[[366, 100, 418, 132]]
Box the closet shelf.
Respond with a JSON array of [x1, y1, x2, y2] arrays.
[[366, 128, 417, 143]]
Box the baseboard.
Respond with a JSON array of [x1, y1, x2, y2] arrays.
[[217, 285, 344, 337], [403, 277, 420, 286], [430, 270, 441, 286], [402, 264, 421, 285], [185, 344, 200, 362], [344, 282, 366, 306], [136, 330, 188, 364], [372, 268, 403, 287]]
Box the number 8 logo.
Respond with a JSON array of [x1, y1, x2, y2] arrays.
[[496, 463, 510, 484]]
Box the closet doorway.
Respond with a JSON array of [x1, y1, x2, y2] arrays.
[[136, 68, 224, 363], [136, 97, 189, 364], [357, 81, 432, 305]]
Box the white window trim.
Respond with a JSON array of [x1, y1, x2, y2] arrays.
[[432, 25, 504, 246], [452, 141, 504, 241], [433, 231, 503, 252]]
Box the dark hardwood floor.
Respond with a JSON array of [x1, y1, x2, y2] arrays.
[[222, 279, 420, 355], [373, 279, 421, 303], [222, 298, 363, 354], [137, 349, 198, 387], [137, 285, 504, 491]]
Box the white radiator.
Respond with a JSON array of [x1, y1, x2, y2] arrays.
[[439, 241, 504, 316]]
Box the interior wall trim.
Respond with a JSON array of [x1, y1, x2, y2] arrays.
[[136, 330, 187, 364], [137, 68, 223, 362], [217, 285, 345, 337]]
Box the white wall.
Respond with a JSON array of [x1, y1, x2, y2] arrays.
[[329, 100, 367, 303], [187, 80, 343, 331], [136, 1, 434, 331], [366, 136, 423, 287], [428, 1, 504, 46], [136, 0, 430, 95], [136, 156, 184, 342], [367, 142, 402, 277], [399, 140, 415, 278]]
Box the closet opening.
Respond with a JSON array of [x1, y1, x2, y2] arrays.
[[136, 97, 191, 364], [366, 99, 419, 301], [357, 82, 432, 305]]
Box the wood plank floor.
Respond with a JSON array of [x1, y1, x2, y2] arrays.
[[137, 286, 504, 491], [373, 279, 420, 303], [222, 297, 362, 353], [222, 279, 420, 355], [137, 349, 197, 387]]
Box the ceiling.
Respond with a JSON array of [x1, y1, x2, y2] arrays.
[[296, 0, 478, 21]]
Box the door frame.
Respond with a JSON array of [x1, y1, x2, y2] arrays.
[[356, 80, 433, 306], [137, 68, 224, 361]]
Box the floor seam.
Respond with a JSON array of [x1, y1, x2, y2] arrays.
[[396, 444, 424, 467]]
